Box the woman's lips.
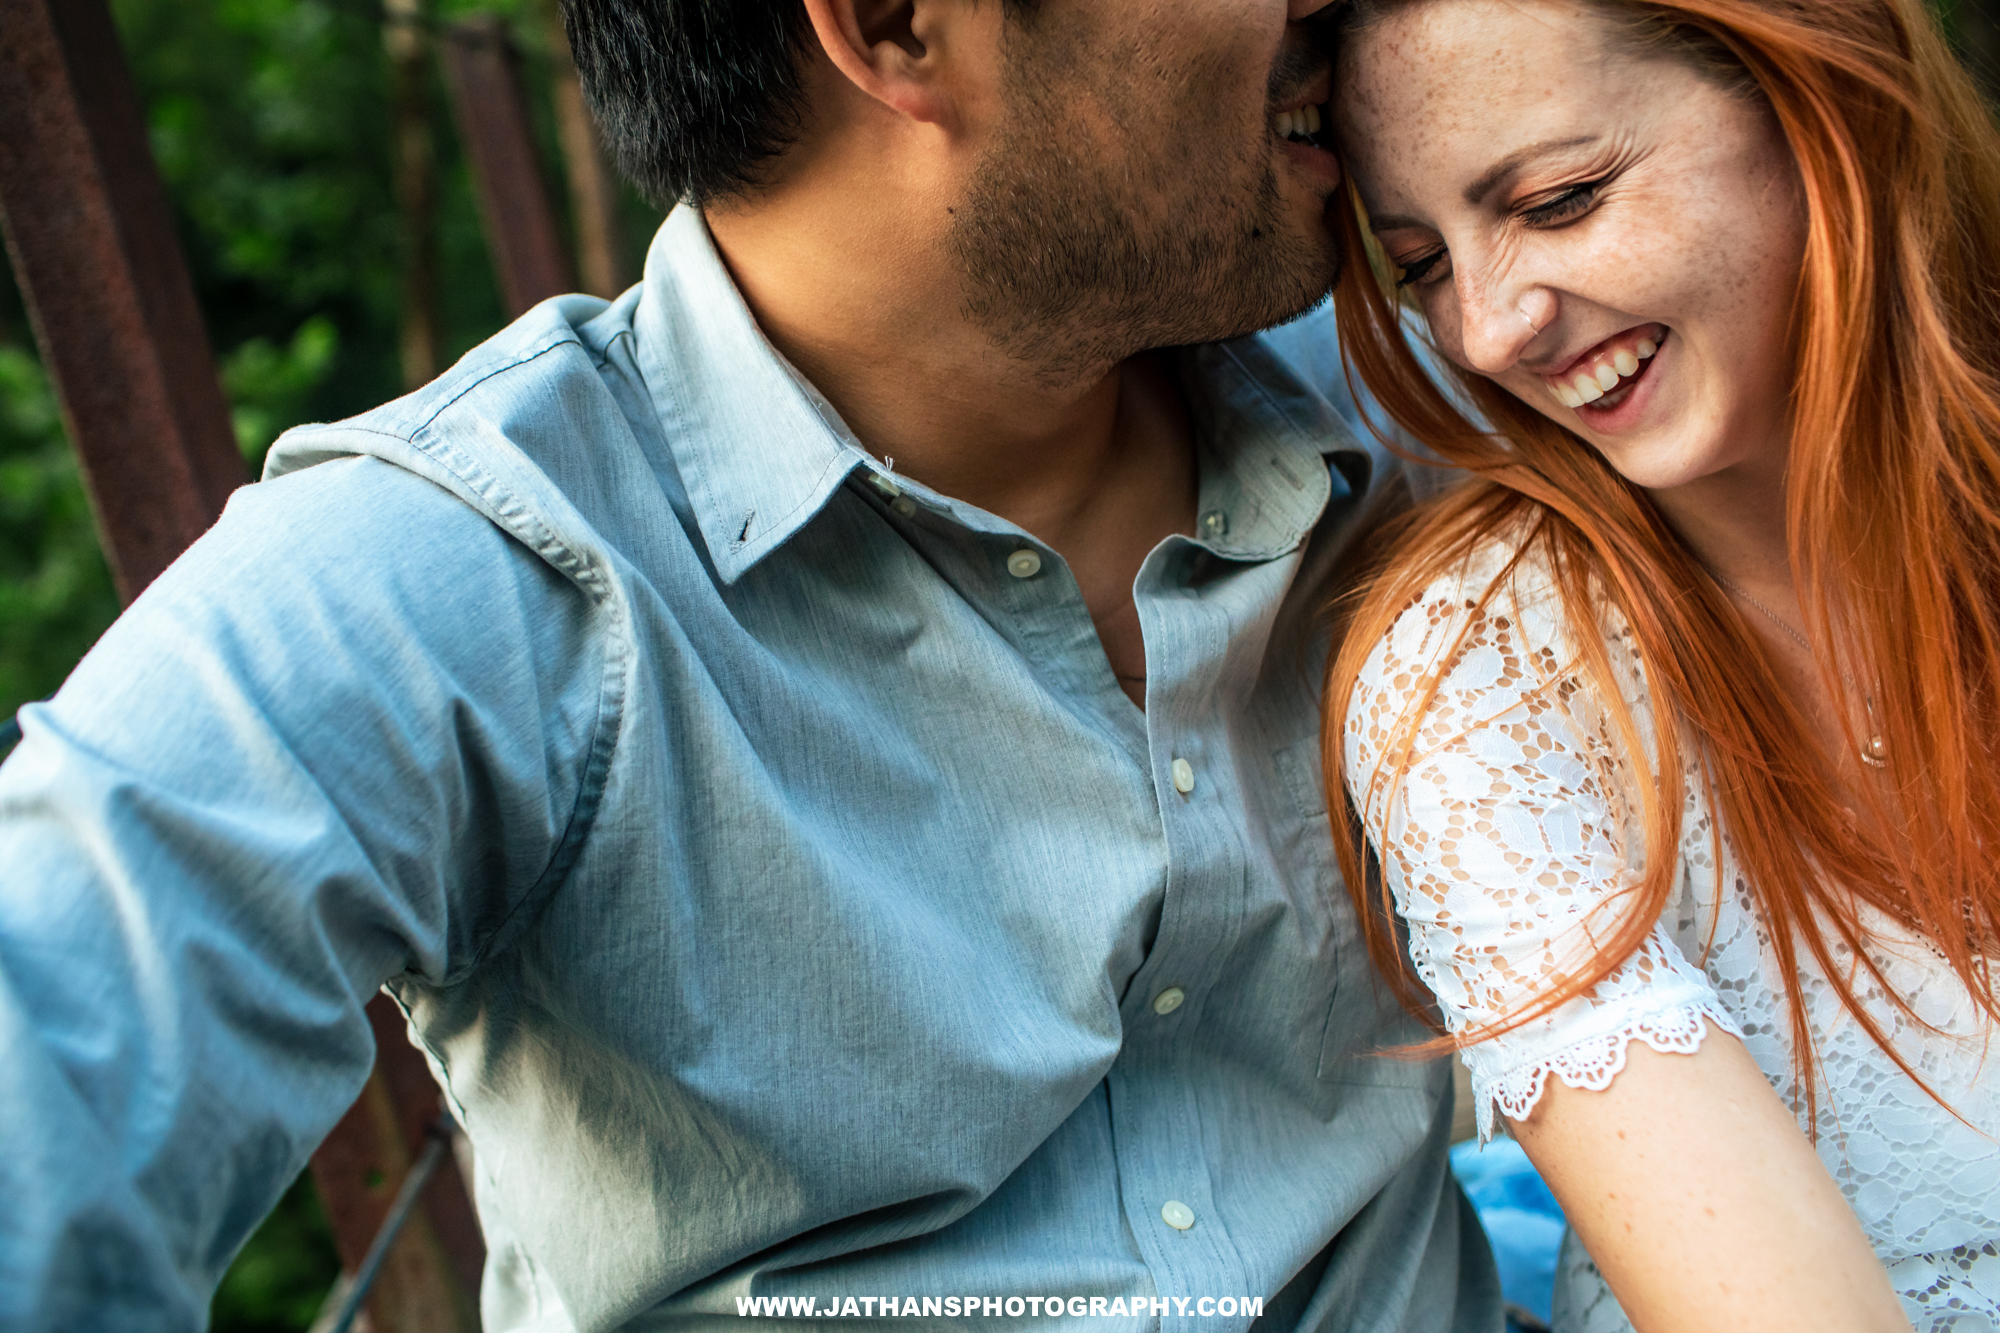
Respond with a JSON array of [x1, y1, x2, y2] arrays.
[[1543, 324, 1669, 410]]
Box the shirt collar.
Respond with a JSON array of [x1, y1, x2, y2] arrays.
[[633, 207, 875, 584], [1175, 332, 1367, 562], [633, 207, 1369, 581]]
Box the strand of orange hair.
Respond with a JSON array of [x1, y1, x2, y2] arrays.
[[1323, 0, 2000, 1126]]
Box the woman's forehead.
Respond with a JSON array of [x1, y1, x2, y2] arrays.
[[1332, 1, 1652, 199], [1335, 0, 1618, 118]]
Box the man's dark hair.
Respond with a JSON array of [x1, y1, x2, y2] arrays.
[[561, 0, 809, 206], [560, 0, 1031, 207]]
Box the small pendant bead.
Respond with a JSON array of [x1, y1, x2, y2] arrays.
[[1861, 734, 1889, 768]]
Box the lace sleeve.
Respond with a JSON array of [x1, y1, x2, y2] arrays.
[[1342, 548, 1743, 1140]]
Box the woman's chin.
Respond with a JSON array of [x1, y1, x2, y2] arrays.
[[1589, 425, 1753, 495]]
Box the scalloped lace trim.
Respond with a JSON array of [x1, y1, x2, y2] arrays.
[[1476, 1004, 1745, 1142]]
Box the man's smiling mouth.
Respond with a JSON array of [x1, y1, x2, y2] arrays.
[[1273, 103, 1329, 147]]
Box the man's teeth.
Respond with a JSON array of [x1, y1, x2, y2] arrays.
[[1275, 104, 1324, 141], [1551, 336, 1660, 409]]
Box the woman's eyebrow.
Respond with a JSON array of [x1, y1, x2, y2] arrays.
[[1462, 135, 1602, 205], [1365, 133, 1608, 235]]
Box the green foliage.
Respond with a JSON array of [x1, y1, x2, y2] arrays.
[[120, 0, 399, 317], [224, 317, 342, 469], [209, 1173, 344, 1333], [0, 344, 119, 719], [110, 0, 499, 409]]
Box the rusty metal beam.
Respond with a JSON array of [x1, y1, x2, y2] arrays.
[[385, 0, 443, 391], [0, 0, 244, 602], [441, 16, 575, 318], [539, 0, 630, 299]]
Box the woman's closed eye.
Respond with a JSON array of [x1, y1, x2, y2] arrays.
[[1519, 176, 1609, 228], [1394, 245, 1451, 288], [1384, 172, 1614, 287]]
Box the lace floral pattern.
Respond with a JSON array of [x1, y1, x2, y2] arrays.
[[1343, 538, 2000, 1330]]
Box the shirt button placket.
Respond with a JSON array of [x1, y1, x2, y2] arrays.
[[1125, 578, 1247, 1322]]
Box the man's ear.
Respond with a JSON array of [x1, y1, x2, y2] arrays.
[[801, 0, 964, 127]]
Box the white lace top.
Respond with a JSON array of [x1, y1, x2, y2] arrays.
[[1342, 537, 2000, 1332]]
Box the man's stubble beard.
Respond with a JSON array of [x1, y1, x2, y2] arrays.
[[947, 17, 1341, 389]]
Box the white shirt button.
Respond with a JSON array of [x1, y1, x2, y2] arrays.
[[1007, 549, 1043, 579], [1160, 1200, 1195, 1231], [869, 473, 900, 497], [1170, 758, 1195, 794], [1152, 987, 1185, 1016], [1199, 509, 1229, 538], [891, 496, 918, 517]]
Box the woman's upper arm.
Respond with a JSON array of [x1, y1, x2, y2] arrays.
[[1343, 565, 1735, 1138], [1516, 1033, 1911, 1333]]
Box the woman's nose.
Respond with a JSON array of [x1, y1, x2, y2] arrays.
[[1458, 279, 1553, 375]]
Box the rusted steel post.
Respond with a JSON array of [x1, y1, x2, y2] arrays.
[[440, 16, 576, 317], [385, 0, 443, 391], [0, 0, 245, 602], [539, 0, 630, 299], [310, 995, 484, 1333]]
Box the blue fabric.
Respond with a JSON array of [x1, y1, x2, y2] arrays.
[[1452, 1140, 1565, 1326], [0, 207, 1500, 1332]]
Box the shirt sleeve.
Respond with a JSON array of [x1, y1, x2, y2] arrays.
[[1341, 548, 1742, 1141], [0, 456, 611, 1329]]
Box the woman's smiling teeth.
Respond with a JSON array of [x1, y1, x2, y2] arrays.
[[1548, 327, 1666, 410], [1275, 104, 1325, 143]]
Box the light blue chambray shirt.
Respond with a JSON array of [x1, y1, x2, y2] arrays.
[[0, 209, 1497, 1332]]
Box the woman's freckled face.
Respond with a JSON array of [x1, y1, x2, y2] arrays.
[[1332, 0, 1807, 495]]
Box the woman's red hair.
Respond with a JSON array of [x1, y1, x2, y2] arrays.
[[1324, 0, 2000, 1116]]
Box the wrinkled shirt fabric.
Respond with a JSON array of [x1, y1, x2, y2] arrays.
[[0, 208, 1498, 1332]]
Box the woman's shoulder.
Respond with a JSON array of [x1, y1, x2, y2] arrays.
[[1339, 516, 1648, 793], [1355, 522, 1578, 700]]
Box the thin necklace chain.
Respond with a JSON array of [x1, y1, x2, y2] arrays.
[[1709, 571, 1888, 768], [1712, 572, 1812, 652]]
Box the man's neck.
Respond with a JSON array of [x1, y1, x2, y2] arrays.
[[713, 210, 1185, 508], [704, 197, 1197, 706]]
